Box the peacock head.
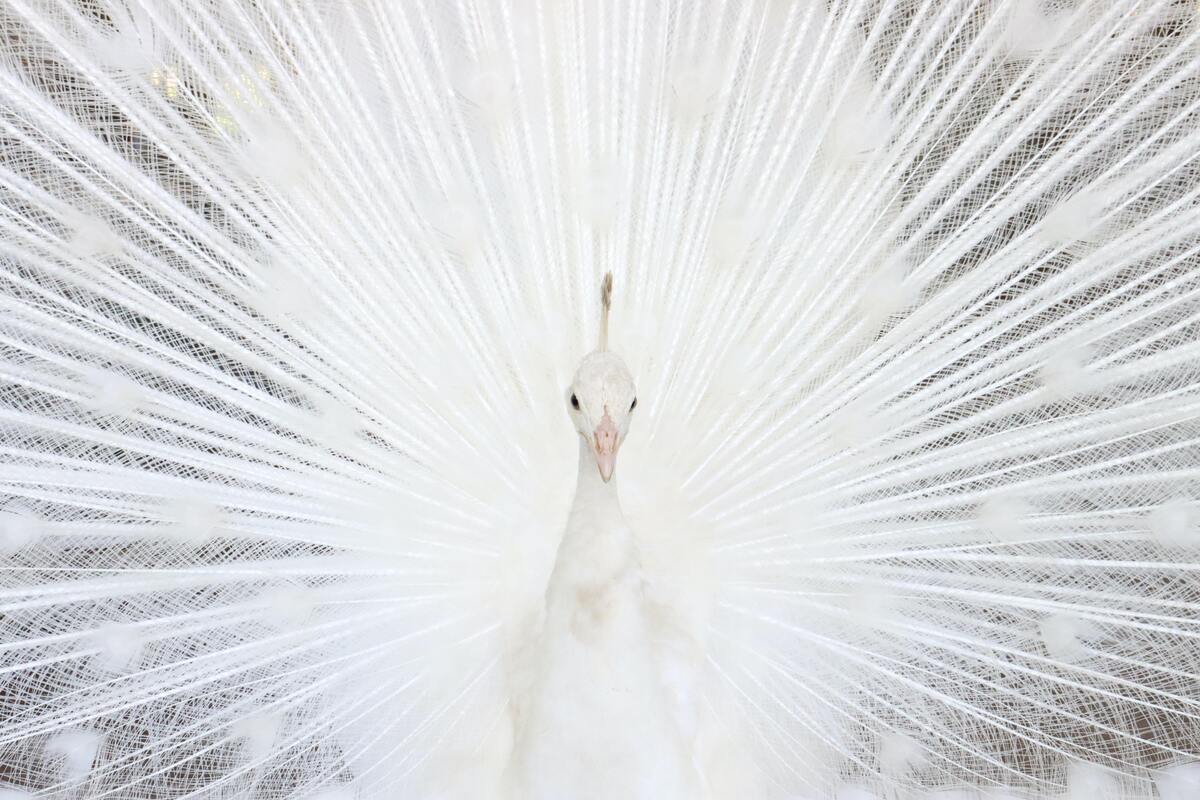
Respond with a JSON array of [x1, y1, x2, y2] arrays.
[[567, 272, 636, 482], [568, 351, 637, 482]]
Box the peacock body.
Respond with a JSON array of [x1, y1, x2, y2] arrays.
[[506, 347, 699, 798], [1, 0, 1199, 798]]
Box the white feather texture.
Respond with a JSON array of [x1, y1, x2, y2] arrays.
[[0, 0, 1197, 798]]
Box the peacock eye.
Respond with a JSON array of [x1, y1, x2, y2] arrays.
[[570, 393, 579, 410], [630, 397, 637, 411]]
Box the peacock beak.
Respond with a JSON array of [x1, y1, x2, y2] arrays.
[[593, 412, 620, 482]]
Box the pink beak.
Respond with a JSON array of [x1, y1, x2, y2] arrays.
[[593, 412, 620, 482]]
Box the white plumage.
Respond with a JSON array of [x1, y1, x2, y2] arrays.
[[507, 394, 695, 797], [0, 0, 1198, 798]]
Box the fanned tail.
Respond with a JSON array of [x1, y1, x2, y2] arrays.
[[0, 1, 1197, 798]]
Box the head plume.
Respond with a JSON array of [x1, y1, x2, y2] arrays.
[[599, 272, 613, 351]]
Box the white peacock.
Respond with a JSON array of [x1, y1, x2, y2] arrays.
[[0, 1, 1198, 798]]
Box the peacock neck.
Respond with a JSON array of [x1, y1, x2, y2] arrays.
[[548, 437, 636, 589], [568, 436, 626, 526]]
